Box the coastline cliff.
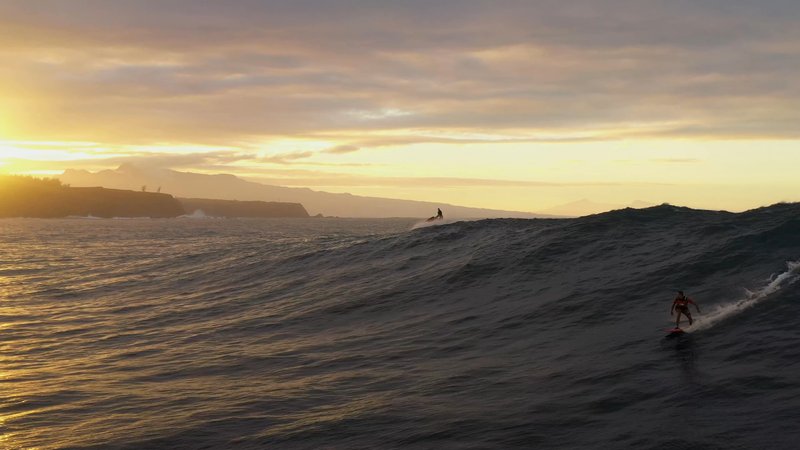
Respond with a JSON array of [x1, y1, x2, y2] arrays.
[[1, 175, 309, 219], [178, 198, 309, 218], [0, 176, 185, 218]]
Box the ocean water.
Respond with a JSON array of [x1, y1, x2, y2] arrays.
[[2, 204, 800, 449]]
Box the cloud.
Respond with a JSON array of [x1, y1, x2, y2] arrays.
[[257, 151, 315, 164], [240, 173, 673, 189], [651, 158, 702, 164], [102, 149, 319, 167], [0, 150, 256, 172], [311, 133, 613, 157], [324, 145, 360, 154], [1, 0, 799, 147], [103, 151, 255, 169]]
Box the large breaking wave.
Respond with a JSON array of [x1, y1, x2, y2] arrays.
[[2, 202, 800, 449]]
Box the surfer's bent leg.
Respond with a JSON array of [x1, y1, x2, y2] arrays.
[[676, 309, 687, 327]]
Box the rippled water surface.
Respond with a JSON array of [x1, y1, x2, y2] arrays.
[[2, 207, 800, 449]]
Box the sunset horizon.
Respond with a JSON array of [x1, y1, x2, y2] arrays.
[[2, 1, 799, 214], [4, 2, 800, 449]]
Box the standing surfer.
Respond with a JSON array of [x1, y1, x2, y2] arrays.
[[426, 208, 444, 222], [671, 290, 700, 328]]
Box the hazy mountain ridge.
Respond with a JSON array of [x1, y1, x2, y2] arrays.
[[60, 165, 553, 219]]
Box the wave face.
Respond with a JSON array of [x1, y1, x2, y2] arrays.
[[2, 204, 800, 449]]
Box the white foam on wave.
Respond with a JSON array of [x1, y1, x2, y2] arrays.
[[66, 214, 102, 220], [691, 260, 800, 332], [410, 218, 462, 230], [181, 209, 212, 219]]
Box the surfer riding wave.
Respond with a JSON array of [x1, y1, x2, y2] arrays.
[[425, 208, 444, 222], [670, 290, 701, 328]]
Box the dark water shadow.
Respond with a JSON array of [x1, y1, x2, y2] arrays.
[[662, 333, 700, 383]]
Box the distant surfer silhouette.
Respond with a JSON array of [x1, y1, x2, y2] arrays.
[[425, 208, 444, 222], [671, 290, 700, 328]]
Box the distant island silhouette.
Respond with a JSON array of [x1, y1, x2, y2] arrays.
[[60, 164, 555, 219], [0, 175, 308, 218]]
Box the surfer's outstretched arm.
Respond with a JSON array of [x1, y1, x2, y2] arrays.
[[688, 298, 701, 313]]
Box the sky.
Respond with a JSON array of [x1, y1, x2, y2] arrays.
[[1, 0, 799, 214]]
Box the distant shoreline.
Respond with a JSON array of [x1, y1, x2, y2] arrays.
[[0, 175, 308, 219]]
